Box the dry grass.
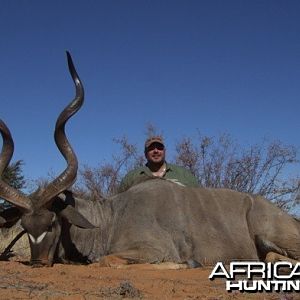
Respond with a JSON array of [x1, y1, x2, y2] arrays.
[[0, 222, 30, 260]]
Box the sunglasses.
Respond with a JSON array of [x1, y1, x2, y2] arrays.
[[146, 143, 165, 151]]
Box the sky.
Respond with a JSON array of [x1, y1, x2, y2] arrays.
[[0, 0, 300, 186]]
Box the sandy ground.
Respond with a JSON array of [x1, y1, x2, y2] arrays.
[[0, 226, 299, 299], [0, 260, 298, 300]]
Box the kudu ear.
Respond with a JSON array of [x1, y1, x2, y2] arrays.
[[53, 191, 95, 229], [59, 205, 95, 229], [0, 206, 22, 228]]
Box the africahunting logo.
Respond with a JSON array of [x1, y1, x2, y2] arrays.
[[209, 262, 300, 292]]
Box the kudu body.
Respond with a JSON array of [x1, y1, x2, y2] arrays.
[[1, 53, 300, 267]]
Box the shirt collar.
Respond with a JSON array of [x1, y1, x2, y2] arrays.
[[140, 162, 172, 175]]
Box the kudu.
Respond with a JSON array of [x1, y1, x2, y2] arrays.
[[1, 53, 300, 268]]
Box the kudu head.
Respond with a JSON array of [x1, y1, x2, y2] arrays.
[[0, 52, 94, 266]]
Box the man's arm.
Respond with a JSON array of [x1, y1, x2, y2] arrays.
[[173, 165, 199, 187], [183, 169, 199, 187], [118, 172, 133, 193], [118, 167, 146, 193]]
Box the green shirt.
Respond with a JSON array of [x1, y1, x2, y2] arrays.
[[118, 163, 199, 193]]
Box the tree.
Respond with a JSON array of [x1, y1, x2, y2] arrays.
[[0, 160, 26, 209], [74, 137, 145, 199], [175, 133, 299, 211]]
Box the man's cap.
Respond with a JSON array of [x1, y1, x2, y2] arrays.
[[144, 136, 165, 149]]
